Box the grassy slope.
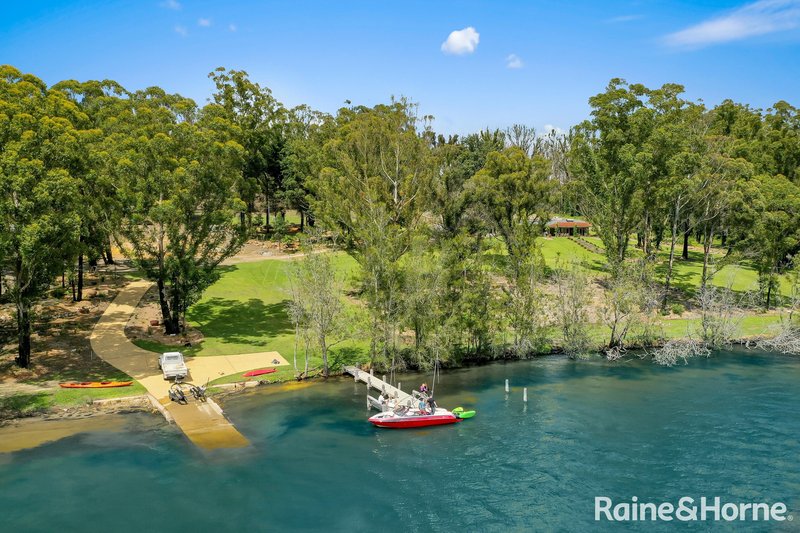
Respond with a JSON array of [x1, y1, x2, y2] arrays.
[[133, 253, 370, 383], [126, 236, 792, 384]]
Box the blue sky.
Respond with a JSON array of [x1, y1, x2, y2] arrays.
[[2, 0, 799, 135]]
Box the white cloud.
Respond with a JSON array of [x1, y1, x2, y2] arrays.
[[505, 53, 523, 69], [441, 26, 480, 55], [664, 0, 800, 48], [174, 25, 188, 37], [542, 124, 565, 136], [228, 23, 238, 32], [160, 0, 181, 10], [198, 18, 212, 27]]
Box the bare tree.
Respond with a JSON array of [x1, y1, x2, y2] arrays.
[[652, 339, 711, 366], [552, 262, 593, 358], [505, 124, 537, 156], [695, 278, 747, 348], [287, 251, 347, 377]]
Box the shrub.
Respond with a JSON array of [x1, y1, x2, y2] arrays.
[[51, 287, 67, 299]]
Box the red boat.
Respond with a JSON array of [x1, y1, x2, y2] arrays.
[[243, 368, 277, 377], [368, 408, 462, 429]]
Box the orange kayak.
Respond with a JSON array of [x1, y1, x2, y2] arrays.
[[59, 381, 133, 389]]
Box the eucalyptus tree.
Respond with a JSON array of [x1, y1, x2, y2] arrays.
[[112, 89, 247, 334], [310, 99, 431, 364], [505, 124, 537, 155], [287, 251, 346, 378], [763, 101, 800, 183], [741, 174, 800, 308], [280, 105, 333, 230], [468, 147, 553, 353], [51, 79, 128, 300], [0, 66, 84, 367], [570, 79, 652, 269], [208, 68, 286, 227], [692, 137, 755, 289], [650, 90, 706, 307]]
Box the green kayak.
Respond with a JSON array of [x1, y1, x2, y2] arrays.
[[452, 407, 476, 419]]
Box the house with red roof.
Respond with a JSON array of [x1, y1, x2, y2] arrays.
[[546, 217, 591, 237]]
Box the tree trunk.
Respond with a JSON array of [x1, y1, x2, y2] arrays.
[[662, 207, 681, 311], [304, 337, 309, 377], [609, 321, 618, 349], [169, 279, 181, 334], [701, 227, 714, 289], [299, 210, 305, 232], [766, 275, 773, 309], [103, 242, 115, 265], [75, 253, 83, 302], [293, 324, 298, 373], [156, 278, 177, 334], [682, 220, 690, 260], [654, 225, 664, 251], [16, 300, 31, 368], [321, 339, 329, 378]]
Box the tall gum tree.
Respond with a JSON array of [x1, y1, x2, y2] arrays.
[[467, 146, 553, 352], [310, 99, 430, 364], [569, 79, 652, 270], [112, 89, 247, 334], [0, 66, 83, 367], [208, 68, 286, 228], [51, 79, 127, 300]]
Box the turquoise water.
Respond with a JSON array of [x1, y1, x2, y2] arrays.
[[2, 349, 799, 532]]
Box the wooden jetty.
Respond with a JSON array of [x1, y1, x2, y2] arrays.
[[343, 366, 416, 410]]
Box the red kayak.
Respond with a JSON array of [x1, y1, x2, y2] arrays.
[[369, 408, 462, 429], [243, 368, 277, 377]]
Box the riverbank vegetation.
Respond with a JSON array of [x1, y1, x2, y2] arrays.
[[2, 65, 800, 384]]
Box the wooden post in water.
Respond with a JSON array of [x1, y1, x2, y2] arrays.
[[505, 379, 510, 393], [523, 388, 528, 402]]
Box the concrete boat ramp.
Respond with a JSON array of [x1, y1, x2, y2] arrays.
[[90, 280, 288, 449]]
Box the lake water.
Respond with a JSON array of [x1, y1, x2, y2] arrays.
[[2, 349, 799, 532]]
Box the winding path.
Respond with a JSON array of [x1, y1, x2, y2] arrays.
[[90, 280, 288, 449]]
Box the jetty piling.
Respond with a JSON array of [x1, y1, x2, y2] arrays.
[[344, 366, 412, 410]]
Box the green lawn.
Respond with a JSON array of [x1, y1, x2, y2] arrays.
[[0, 382, 149, 419], [133, 253, 369, 372], [51, 382, 148, 405], [539, 237, 606, 271]]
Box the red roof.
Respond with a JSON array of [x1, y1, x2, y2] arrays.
[[547, 220, 591, 228]]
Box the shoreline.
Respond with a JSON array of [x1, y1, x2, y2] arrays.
[[0, 395, 158, 454], [1, 332, 788, 425]]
